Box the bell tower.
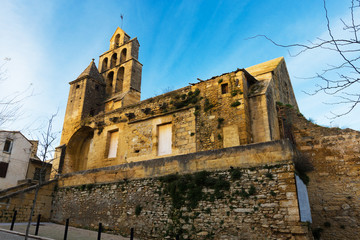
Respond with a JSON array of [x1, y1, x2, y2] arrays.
[[98, 27, 143, 111], [60, 59, 105, 145]]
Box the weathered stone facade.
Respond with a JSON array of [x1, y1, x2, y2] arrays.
[[42, 27, 314, 238], [6, 26, 360, 240], [52, 27, 299, 178], [279, 106, 360, 239]]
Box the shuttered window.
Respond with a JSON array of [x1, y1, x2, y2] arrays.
[[107, 131, 119, 158], [158, 124, 172, 156], [0, 162, 9, 178], [3, 139, 13, 153]]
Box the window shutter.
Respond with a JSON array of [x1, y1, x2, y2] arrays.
[[0, 162, 9, 178]]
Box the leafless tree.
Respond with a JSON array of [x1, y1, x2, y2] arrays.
[[251, 0, 360, 118], [25, 113, 58, 240], [0, 58, 19, 126], [0, 58, 32, 127]]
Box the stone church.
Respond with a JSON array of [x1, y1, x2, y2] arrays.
[[53, 27, 298, 175], [1, 27, 359, 240]]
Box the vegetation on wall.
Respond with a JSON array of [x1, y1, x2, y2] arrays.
[[203, 98, 215, 112], [159, 170, 230, 210], [230, 100, 241, 107], [171, 89, 200, 109]]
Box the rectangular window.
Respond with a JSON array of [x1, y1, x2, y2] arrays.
[[158, 124, 172, 156], [3, 139, 13, 153], [221, 83, 229, 94], [107, 130, 119, 158], [0, 162, 9, 178]]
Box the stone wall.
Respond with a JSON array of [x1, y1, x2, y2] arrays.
[[51, 163, 311, 239], [57, 140, 294, 187], [279, 106, 360, 239], [0, 181, 56, 222]]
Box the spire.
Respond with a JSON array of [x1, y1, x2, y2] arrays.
[[76, 59, 104, 82]]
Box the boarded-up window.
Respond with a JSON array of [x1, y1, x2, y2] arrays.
[[0, 162, 9, 178], [158, 124, 172, 156], [223, 125, 240, 148], [108, 131, 119, 158], [3, 139, 12, 153]]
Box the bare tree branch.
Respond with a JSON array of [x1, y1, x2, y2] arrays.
[[249, 0, 360, 118], [25, 113, 59, 240]]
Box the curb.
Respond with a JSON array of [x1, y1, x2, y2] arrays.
[[0, 227, 54, 240]]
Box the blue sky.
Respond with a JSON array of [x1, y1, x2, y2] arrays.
[[0, 0, 359, 145]]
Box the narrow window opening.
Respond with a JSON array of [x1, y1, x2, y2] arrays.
[[158, 124, 172, 156], [110, 53, 117, 68], [89, 108, 95, 117], [3, 139, 13, 153], [76, 85, 80, 89], [120, 48, 127, 64], [95, 85, 99, 90], [102, 58, 108, 72], [115, 34, 120, 47], [106, 71, 114, 95], [0, 162, 9, 178], [115, 67, 124, 93], [221, 83, 229, 94]]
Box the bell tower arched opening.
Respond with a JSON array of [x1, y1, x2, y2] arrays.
[[110, 53, 117, 68], [120, 48, 127, 64], [102, 58, 108, 72], [115, 34, 120, 47], [106, 71, 114, 95], [115, 67, 124, 93]]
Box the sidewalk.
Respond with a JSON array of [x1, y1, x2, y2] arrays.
[[0, 222, 133, 240]]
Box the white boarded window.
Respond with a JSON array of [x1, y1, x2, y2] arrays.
[[108, 131, 119, 158], [158, 124, 172, 156]]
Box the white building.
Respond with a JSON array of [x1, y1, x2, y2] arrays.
[[0, 131, 49, 190]]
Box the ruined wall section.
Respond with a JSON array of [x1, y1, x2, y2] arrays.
[[52, 163, 311, 240], [193, 71, 251, 151], [271, 61, 298, 109], [279, 106, 360, 240]]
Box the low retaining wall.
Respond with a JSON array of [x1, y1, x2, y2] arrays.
[[52, 163, 311, 239]]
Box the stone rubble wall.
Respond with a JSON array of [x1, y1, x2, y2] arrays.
[[279, 106, 360, 239], [51, 163, 311, 240]]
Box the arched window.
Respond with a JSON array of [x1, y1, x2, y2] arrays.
[[115, 67, 124, 93], [102, 58, 108, 72], [120, 48, 127, 64], [115, 34, 120, 47], [110, 53, 117, 68], [106, 71, 114, 95]]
